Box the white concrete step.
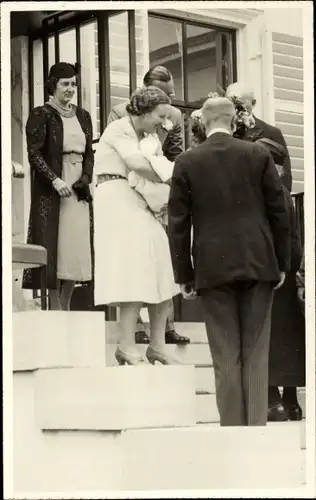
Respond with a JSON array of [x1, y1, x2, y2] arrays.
[[121, 425, 304, 490], [14, 376, 304, 494], [196, 393, 219, 423], [195, 366, 216, 394], [33, 365, 196, 430], [13, 311, 106, 371]]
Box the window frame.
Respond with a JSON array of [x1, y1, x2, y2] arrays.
[[28, 10, 137, 137], [148, 11, 237, 114]]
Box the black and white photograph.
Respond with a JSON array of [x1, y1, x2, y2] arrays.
[[2, 1, 315, 498]]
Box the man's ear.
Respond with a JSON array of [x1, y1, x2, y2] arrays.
[[252, 99, 257, 107]]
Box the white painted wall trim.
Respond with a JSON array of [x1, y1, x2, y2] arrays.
[[261, 11, 275, 124], [149, 8, 263, 29]]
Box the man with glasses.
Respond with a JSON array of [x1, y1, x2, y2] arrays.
[[107, 65, 190, 346]]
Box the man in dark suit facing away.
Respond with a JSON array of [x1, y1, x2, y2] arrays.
[[168, 97, 291, 426], [226, 82, 292, 192]]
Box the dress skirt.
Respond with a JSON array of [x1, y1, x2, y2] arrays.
[[268, 271, 305, 387], [57, 158, 92, 282], [94, 179, 179, 305]]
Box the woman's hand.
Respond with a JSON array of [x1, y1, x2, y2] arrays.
[[52, 178, 72, 197], [157, 203, 168, 220]]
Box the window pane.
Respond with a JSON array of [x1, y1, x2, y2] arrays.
[[186, 24, 217, 105], [80, 21, 100, 140], [48, 36, 55, 68], [148, 16, 184, 101], [109, 12, 130, 109], [59, 29, 78, 105]]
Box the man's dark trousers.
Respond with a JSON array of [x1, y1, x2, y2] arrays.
[[200, 280, 274, 426]]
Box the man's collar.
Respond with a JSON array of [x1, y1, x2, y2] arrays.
[[207, 128, 232, 138]]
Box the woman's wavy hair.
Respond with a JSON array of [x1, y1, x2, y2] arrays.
[[126, 86, 171, 116], [45, 62, 79, 96]]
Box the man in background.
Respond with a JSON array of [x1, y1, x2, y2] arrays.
[[108, 65, 190, 346], [226, 82, 292, 192]]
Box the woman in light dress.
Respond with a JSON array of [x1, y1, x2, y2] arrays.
[[23, 62, 94, 310], [94, 86, 179, 365]]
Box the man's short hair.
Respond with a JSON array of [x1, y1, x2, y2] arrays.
[[202, 97, 236, 125], [226, 82, 255, 101], [143, 66, 172, 85]]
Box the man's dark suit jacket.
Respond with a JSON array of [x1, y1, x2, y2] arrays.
[[107, 102, 183, 161], [168, 132, 291, 290], [244, 116, 292, 192]]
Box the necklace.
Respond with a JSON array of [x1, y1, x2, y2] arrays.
[[47, 97, 76, 118]]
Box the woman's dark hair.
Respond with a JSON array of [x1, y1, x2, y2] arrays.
[[126, 86, 171, 116], [46, 62, 79, 96], [143, 66, 172, 86]]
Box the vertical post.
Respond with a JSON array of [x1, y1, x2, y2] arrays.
[[182, 21, 188, 104], [76, 24, 82, 108], [28, 38, 34, 112], [128, 10, 137, 94], [215, 32, 224, 94], [97, 12, 111, 133], [54, 19, 60, 64], [42, 35, 49, 102], [181, 23, 190, 149]]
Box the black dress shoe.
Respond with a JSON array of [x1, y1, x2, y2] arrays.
[[284, 404, 303, 421], [135, 331, 150, 344], [165, 330, 190, 345], [267, 404, 289, 422]]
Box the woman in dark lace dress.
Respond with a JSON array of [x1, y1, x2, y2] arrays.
[[23, 62, 94, 310]]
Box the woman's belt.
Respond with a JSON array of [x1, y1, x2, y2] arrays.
[[63, 152, 83, 164], [97, 173, 127, 185]]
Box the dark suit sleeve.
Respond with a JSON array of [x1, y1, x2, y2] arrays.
[[261, 150, 291, 273], [168, 154, 193, 285], [274, 127, 292, 192], [285, 189, 302, 271], [162, 114, 184, 161], [82, 110, 94, 183]]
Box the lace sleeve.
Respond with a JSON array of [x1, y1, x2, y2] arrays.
[[26, 107, 58, 184]]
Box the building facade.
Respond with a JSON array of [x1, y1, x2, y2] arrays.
[[10, 6, 305, 313]]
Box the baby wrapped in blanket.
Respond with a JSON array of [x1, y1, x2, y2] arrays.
[[128, 133, 174, 225]]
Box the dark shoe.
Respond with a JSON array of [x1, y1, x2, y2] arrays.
[[285, 404, 303, 421], [267, 404, 289, 422], [165, 330, 190, 345], [135, 331, 150, 344]]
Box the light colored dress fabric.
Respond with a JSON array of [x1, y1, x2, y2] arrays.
[[57, 114, 92, 281], [128, 135, 174, 225], [93, 116, 179, 305]]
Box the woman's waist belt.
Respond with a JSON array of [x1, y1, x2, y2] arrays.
[[63, 152, 84, 164], [97, 173, 127, 185]]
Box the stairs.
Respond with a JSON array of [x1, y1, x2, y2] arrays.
[[12, 311, 306, 494], [105, 321, 306, 424]]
